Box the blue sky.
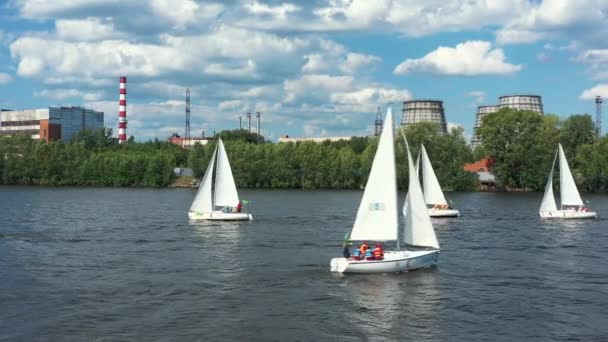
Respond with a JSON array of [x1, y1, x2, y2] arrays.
[[1, 0, 607, 141]]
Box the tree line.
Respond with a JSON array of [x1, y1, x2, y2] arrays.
[[1, 107, 606, 192], [477, 108, 604, 192]]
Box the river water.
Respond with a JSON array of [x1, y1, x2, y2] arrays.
[[1, 187, 607, 341]]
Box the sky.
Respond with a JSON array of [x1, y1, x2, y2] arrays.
[[1, 0, 608, 142]]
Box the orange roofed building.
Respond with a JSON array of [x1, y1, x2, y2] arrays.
[[463, 157, 495, 173], [463, 157, 496, 191]]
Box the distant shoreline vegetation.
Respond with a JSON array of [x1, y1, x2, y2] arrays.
[[0, 108, 606, 192]]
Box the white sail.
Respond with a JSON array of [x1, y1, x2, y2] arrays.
[[214, 139, 240, 207], [420, 144, 448, 206], [350, 108, 398, 242], [539, 150, 558, 212], [558, 143, 583, 207], [403, 138, 440, 249], [401, 148, 419, 215], [189, 147, 217, 213]]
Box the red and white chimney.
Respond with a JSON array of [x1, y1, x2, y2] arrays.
[[118, 76, 127, 143]]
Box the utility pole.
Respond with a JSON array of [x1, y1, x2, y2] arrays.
[[247, 112, 251, 132], [596, 96, 602, 137], [185, 88, 191, 140], [239, 116, 242, 130], [256, 111, 261, 142]]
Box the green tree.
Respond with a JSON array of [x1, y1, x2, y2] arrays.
[[479, 108, 559, 190], [560, 114, 597, 165]]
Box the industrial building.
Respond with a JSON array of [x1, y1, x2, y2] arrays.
[[401, 100, 448, 134], [168, 133, 211, 148], [472, 94, 544, 147], [0, 107, 104, 142], [278, 135, 354, 143]]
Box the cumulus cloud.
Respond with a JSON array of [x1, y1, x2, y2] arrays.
[[467, 91, 486, 104], [579, 84, 608, 100], [497, 0, 608, 46], [394, 41, 522, 76], [0, 0, 453, 140], [55, 18, 123, 41], [573, 49, 608, 80], [0, 73, 13, 85], [35, 88, 105, 101]]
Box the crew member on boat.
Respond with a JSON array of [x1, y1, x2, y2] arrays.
[[373, 244, 384, 260], [342, 240, 352, 258], [236, 201, 243, 213], [358, 242, 369, 256], [352, 248, 361, 260], [365, 248, 374, 261]]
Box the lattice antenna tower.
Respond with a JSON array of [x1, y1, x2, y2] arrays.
[[374, 107, 383, 136], [596, 96, 602, 137], [185, 88, 191, 140]]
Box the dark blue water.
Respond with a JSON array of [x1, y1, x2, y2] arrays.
[[1, 187, 607, 341]]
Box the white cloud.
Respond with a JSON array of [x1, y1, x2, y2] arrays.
[[394, 41, 522, 76], [35, 88, 105, 101], [497, 0, 608, 45], [574, 49, 608, 80], [244, 1, 300, 18], [579, 84, 608, 100], [536, 52, 551, 62], [55, 18, 123, 41], [0, 73, 13, 85], [331, 87, 411, 112], [467, 91, 486, 104], [339, 53, 381, 74]]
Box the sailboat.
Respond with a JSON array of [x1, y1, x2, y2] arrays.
[[188, 138, 253, 221], [330, 108, 440, 273], [539, 143, 596, 219], [403, 144, 460, 218]]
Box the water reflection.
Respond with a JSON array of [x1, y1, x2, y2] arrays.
[[344, 270, 440, 341]]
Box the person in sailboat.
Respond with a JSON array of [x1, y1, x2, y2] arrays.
[[342, 240, 352, 259], [352, 248, 361, 260], [364, 248, 374, 261], [373, 244, 384, 260], [358, 242, 369, 256], [236, 200, 243, 213]]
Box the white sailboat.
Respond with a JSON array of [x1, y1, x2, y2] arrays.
[[539, 143, 596, 219], [330, 108, 440, 274], [403, 144, 460, 218], [188, 138, 253, 221]]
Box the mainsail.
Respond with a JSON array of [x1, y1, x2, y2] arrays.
[[420, 144, 448, 206], [558, 143, 583, 207], [350, 108, 398, 242], [403, 138, 440, 249], [539, 150, 558, 212], [214, 138, 240, 207], [189, 147, 217, 213]]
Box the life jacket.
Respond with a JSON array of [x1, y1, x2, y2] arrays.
[[359, 244, 368, 255], [373, 247, 383, 259]]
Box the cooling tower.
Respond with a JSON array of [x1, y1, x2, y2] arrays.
[[471, 105, 499, 147], [498, 94, 543, 114], [401, 100, 447, 134]]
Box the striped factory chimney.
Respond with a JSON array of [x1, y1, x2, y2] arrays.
[[118, 76, 127, 144]]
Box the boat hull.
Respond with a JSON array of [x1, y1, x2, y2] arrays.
[[539, 210, 597, 219], [403, 208, 460, 218], [330, 250, 439, 274], [188, 211, 253, 221], [428, 208, 460, 217]]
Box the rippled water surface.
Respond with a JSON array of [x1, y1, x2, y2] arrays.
[[1, 187, 608, 341]]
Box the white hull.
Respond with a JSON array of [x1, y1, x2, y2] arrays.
[[404, 208, 460, 218], [330, 250, 439, 274], [428, 208, 460, 217], [539, 210, 596, 219], [188, 211, 252, 221]]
